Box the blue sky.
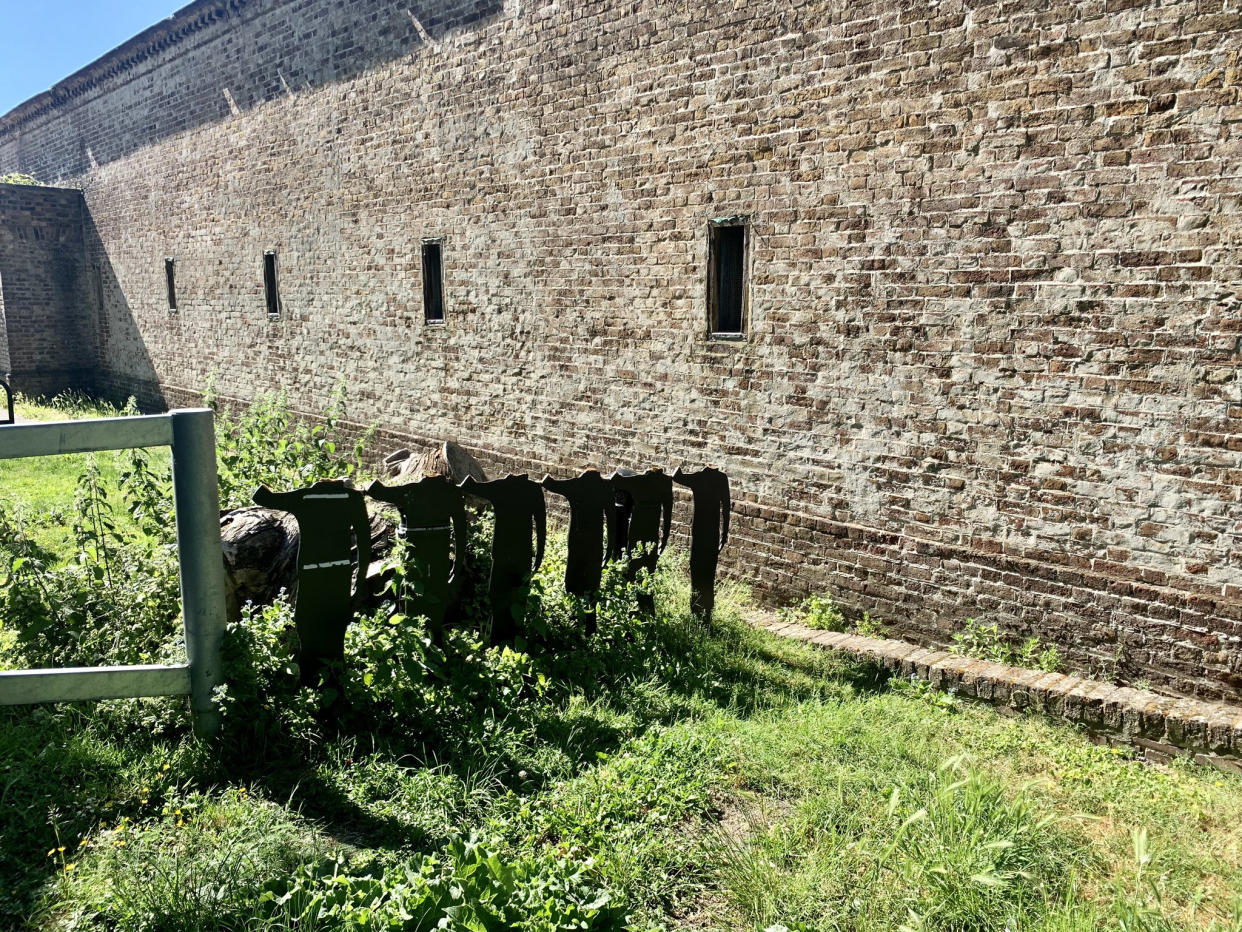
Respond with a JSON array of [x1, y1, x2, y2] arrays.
[[0, 0, 180, 115]]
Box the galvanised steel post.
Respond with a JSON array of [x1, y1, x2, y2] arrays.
[[170, 408, 227, 739]]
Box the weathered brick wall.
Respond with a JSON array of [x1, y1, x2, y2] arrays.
[[1, 0, 1240, 699], [0, 184, 96, 395], [0, 0, 502, 183]]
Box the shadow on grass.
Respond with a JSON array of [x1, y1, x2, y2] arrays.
[[0, 596, 892, 917], [0, 703, 225, 926], [217, 610, 890, 854]]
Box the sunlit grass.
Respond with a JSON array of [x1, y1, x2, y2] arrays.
[[0, 393, 170, 554], [1, 393, 1239, 930]]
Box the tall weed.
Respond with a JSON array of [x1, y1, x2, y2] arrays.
[[208, 380, 373, 509]]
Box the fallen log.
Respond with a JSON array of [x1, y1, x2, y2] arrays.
[[219, 504, 395, 623]]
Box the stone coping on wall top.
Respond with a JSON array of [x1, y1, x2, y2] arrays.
[[748, 613, 1242, 776], [0, 0, 248, 132]]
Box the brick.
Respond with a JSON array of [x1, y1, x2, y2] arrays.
[[1, 0, 1240, 704], [755, 613, 1242, 775]]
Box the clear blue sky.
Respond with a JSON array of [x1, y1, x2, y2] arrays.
[[0, 0, 181, 115]]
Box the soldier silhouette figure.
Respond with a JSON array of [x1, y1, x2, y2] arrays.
[[460, 475, 546, 643], [609, 480, 633, 558], [541, 470, 616, 634], [672, 467, 730, 623], [365, 475, 469, 644], [253, 479, 372, 687], [609, 468, 674, 611]]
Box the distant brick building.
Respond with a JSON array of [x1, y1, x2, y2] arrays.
[[1, 0, 1240, 699]]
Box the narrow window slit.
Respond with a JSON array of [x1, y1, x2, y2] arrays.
[[164, 257, 178, 312], [708, 220, 747, 335], [263, 251, 280, 318], [422, 240, 444, 322]]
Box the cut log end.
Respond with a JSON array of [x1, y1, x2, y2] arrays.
[[388, 440, 488, 485]]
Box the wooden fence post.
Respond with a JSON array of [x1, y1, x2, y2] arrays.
[[170, 409, 227, 739]]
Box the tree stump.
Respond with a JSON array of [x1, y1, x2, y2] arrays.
[[389, 440, 488, 485], [219, 507, 300, 623]]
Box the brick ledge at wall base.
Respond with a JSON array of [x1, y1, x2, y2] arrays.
[[755, 614, 1242, 777], [255, 466, 730, 691], [0, 410, 227, 738]]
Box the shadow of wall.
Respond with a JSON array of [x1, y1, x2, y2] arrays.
[[0, 184, 163, 407], [0, 184, 98, 397], [80, 206, 165, 410]]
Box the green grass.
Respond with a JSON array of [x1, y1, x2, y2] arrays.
[[1, 393, 1240, 931], [698, 688, 1242, 930], [4, 597, 1240, 930], [0, 394, 171, 553]]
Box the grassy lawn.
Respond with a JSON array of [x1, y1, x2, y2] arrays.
[[0, 394, 172, 553], [0, 394, 1239, 930], [3, 599, 1240, 930]]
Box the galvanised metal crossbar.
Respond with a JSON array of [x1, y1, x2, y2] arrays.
[[0, 409, 226, 738]]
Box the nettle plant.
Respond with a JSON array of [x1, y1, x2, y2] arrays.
[[950, 618, 1063, 674], [0, 390, 373, 676], [214, 541, 663, 769], [0, 445, 181, 671], [779, 592, 846, 632], [778, 591, 887, 638], [258, 836, 625, 931], [207, 379, 374, 509]]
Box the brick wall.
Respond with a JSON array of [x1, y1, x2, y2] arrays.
[[1, 0, 1240, 699], [0, 0, 502, 183], [0, 184, 96, 395]]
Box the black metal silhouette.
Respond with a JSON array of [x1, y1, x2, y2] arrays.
[[0, 377, 12, 425], [460, 475, 546, 643], [541, 470, 616, 634], [609, 468, 673, 611], [672, 467, 731, 623], [365, 476, 468, 644], [253, 480, 372, 686]]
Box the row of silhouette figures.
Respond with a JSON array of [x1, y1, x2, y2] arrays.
[[253, 466, 730, 685]]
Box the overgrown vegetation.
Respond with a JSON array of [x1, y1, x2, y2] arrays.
[[951, 617, 1063, 674], [780, 594, 1062, 675], [205, 376, 373, 509], [0, 171, 42, 186], [779, 591, 886, 638], [1, 393, 1240, 930], [0, 397, 179, 670]]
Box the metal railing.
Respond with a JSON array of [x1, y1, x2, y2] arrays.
[[0, 409, 226, 738]]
